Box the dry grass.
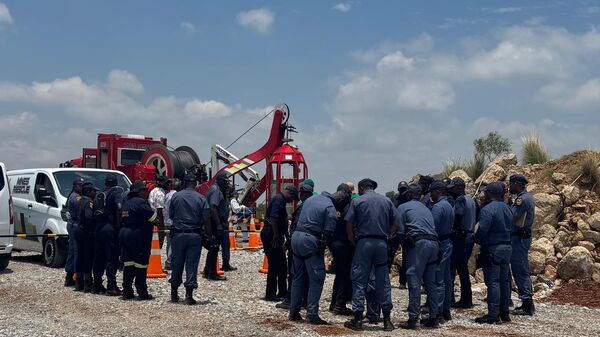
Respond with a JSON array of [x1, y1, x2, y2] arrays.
[[576, 153, 600, 187], [442, 159, 467, 178], [466, 153, 486, 181], [522, 135, 551, 165]]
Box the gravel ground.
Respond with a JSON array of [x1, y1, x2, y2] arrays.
[[1, 250, 600, 337]]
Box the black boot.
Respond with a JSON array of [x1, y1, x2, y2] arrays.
[[333, 306, 353, 316], [289, 312, 303, 321], [73, 274, 84, 292], [442, 311, 452, 322], [474, 315, 501, 324], [121, 266, 135, 300], [512, 299, 535, 316], [83, 274, 93, 293], [221, 264, 237, 272], [383, 313, 394, 331], [64, 272, 75, 287], [344, 312, 364, 331], [500, 312, 511, 322], [92, 278, 106, 295], [422, 316, 440, 329], [400, 317, 418, 330], [185, 288, 196, 305], [135, 268, 152, 300], [171, 286, 180, 303], [451, 299, 473, 309], [308, 315, 328, 325]]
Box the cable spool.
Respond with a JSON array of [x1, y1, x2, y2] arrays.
[[142, 144, 201, 179]]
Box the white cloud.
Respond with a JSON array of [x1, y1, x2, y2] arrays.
[[180, 21, 196, 34], [236, 8, 274, 35], [537, 79, 600, 110], [376, 51, 414, 72], [107, 69, 144, 95], [0, 3, 13, 25], [184, 99, 233, 119], [332, 3, 352, 13], [494, 7, 522, 14]]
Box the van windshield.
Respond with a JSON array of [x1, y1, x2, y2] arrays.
[[53, 171, 131, 198]]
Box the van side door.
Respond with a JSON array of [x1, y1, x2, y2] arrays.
[[29, 173, 60, 250]]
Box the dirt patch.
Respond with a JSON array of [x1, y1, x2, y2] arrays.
[[260, 318, 295, 331], [313, 325, 357, 336], [543, 281, 600, 308], [447, 325, 531, 337]]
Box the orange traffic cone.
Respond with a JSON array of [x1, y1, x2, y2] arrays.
[[217, 257, 225, 276], [258, 255, 269, 274], [257, 221, 263, 246], [229, 224, 237, 250], [248, 217, 260, 251], [147, 226, 167, 278]]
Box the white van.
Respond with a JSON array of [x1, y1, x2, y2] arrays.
[[0, 162, 13, 270], [8, 168, 131, 267]]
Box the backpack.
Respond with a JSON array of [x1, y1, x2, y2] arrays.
[[93, 191, 108, 221]]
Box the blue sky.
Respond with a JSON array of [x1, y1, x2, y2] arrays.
[[1, 1, 600, 194]]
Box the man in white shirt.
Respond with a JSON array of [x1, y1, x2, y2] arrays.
[[230, 192, 254, 242], [149, 176, 168, 250]]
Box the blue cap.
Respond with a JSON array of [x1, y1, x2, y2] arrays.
[[299, 184, 313, 194], [509, 174, 529, 185], [483, 182, 504, 194], [397, 181, 408, 191], [105, 173, 118, 185], [81, 182, 99, 193], [429, 181, 447, 191], [358, 178, 378, 190], [447, 177, 465, 188], [184, 173, 197, 182], [407, 184, 422, 195], [419, 175, 434, 185], [73, 177, 85, 185], [216, 172, 229, 182]]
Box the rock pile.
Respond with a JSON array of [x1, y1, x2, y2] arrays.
[[452, 151, 600, 298]]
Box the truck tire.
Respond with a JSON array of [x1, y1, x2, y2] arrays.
[[0, 253, 10, 270], [43, 237, 66, 268]]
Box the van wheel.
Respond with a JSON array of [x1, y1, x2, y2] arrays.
[[43, 237, 66, 268]]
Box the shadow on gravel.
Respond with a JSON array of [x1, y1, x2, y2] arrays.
[[447, 325, 532, 337], [0, 268, 13, 274], [11, 254, 44, 266]]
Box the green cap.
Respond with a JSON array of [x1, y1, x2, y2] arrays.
[[301, 178, 315, 188]]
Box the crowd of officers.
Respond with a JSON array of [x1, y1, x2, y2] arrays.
[[62, 170, 536, 331], [268, 174, 536, 331]]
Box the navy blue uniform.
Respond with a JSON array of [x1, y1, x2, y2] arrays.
[[285, 202, 306, 304], [397, 200, 439, 320], [169, 187, 209, 290], [205, 184, 230, 275], [65, 192, 81, 275], [474, 199, 513, 319], [290, 193, 337, 317], [262, 193, 289, 299], [451, 193, 476, 305], [120, 194, 156, 297], [74, 196, 95, 285], [345, 191, 398, 315], [510, 191, 535, 301], [93, 186, 124, 291], [431, 196, 454, 315]]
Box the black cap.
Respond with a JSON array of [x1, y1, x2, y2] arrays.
[[483, 182, 504, 195], [184, 173, 197, 182], [105, 174, 118, 185], [73, 177, 85, 185], [130, 181, 149, 193], [358, 178, 378, 190], [299, 184, 314, 194], [509, 174, 529, 185], [216, 172, 229, 182], [284, 185, 299, 200], [447, 177, 465, 189], [429, 181, 447, 191]]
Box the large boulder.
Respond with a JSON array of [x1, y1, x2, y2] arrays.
[[475, 164, 507, 186], [529, 238, 555, 275], [588, 212, 600, 232], [532, 193, 562, 234], [582, 230, 600, 244], [449, 169, 476, 195], [491, 153, 518, 169], [553, 230, 573, 251], [561, 186, 581, 207], [557, 246, 594, 281]]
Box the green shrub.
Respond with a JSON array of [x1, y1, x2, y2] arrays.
[[521, 135, 551, 165], [465, 153, 486, 181]]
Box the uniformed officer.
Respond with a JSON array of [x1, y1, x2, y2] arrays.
[[396, 184, 440, 330], [75, 182, 98, 293], [289, 191, 344, 324], [429, 181, 455, 324], [204, 173, 233, 280], [447, 177, 476, 309], [329, 183, 354, 315], [395, 181, 410, 288], [419, 175, 434, 207], [169, 173, 210, 304], [120, 181, 156, 300], [262, 185, 299, 301], [277, 184, 313, 310], [343, 179, 398, 332], [473, 182, 513, 324], [64, 178, 84, 288], [509, 174, 535, 316], [92, 174, 124, 295]]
